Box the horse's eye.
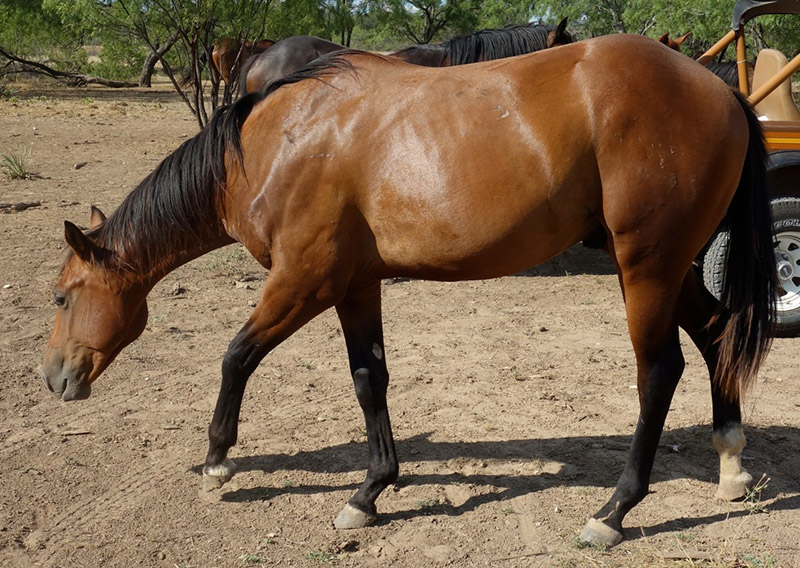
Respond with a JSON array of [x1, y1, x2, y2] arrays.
[[54, 293, 67, 308]]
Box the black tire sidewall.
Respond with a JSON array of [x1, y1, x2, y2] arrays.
[[703, 197, 800, 336]]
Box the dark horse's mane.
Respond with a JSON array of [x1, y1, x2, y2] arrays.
[[84, 56, 357, 271], [706, 61, 740, 88], [443, 22, 573, 65]]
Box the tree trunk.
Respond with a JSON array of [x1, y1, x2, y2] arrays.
[[0, 46, 137, 87], [139, 51, 159, 87], [139, 32, 180, 87]]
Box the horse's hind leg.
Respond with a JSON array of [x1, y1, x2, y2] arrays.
[[677, 269, 752, 500], [333, 282, 398, 528], [580, 267, 686, 547]]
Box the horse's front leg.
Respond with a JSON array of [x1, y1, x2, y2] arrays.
[[333, 283, 398, 529], [202, 271, 334, 491]]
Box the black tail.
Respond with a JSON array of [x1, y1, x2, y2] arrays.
[[714, 90, 777, 399]]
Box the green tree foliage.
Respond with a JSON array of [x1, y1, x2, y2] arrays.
[[0, 0, 88, 71], [369, 0, 481, 45], [6, 0, 800, 124]]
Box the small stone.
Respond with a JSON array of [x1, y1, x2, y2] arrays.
[[554, 506, 561, 513], [336, 540, 359, 553], [73, 162, 88, 170]]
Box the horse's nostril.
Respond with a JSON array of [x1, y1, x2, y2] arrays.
[[40, 369, 54, 392]]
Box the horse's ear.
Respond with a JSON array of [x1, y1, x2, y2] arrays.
[[548, 17, 570, 48], [90, 206, 106, 229], [675, 32, 692, 47], [658, 33, 669, 46], [64, 221, 97, 262]]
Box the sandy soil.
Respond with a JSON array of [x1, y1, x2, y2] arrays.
[[1, 81, 799, 568]]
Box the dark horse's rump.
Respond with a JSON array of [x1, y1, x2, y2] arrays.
[[241, 20, 572, 94]]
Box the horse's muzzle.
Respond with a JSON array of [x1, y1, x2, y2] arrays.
[[39, 363, 91, 401]]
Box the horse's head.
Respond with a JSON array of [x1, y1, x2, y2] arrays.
[[657, 32, 692, 52], [41, 208, 149, 400], [547, 18, 574, 48]]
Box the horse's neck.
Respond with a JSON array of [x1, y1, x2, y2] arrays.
[[106, 211, 235, 291], [140, 230, 235, 289]]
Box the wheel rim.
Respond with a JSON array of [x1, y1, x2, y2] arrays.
[[774, 229, 800, 313]]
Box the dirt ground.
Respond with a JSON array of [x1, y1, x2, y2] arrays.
[[1, 81, 799, 568]]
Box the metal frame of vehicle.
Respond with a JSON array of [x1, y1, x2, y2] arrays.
[[698, 1, 800, 183], [699, 0, 800, 335]]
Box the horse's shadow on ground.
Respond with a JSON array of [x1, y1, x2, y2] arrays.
[[518, 244, 616, 277], [194, 425, 800, 540]]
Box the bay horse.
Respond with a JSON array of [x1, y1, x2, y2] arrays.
[[240, 20, 572, 95], [42, 35, 775, 547], [212, 37, 275, 84]]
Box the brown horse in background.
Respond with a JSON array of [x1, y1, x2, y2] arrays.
[[658, 31, 691, 51], [658, 31, 753, 88], [212, 37, 275, 84], [241, 19, 572, 94], [43, 35, 775, 547]]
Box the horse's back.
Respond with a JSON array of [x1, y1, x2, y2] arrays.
[[234, 35, 750, 280]]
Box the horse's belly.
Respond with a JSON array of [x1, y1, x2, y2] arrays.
[[375, 202, 597, 280]]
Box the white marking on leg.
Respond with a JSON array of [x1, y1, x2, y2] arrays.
[[712, 425, 752, 500], [372, 343, 383, 360]]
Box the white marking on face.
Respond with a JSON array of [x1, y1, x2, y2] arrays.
[[372, 343, 383, 360]]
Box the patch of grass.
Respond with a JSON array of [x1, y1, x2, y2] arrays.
[[1, 147, 35, 179], [280, 478, 297, 488], [306, 549, 337, 564], [571, 534, 609, 553], [204, 245, 250, 275], [239, 553, 267, 564], [500, 505, 515, 515], [744, 474, 770, 514], [0, 83, 19, 99], [416, 496, 449, 515], [742, 553, 777, 568]]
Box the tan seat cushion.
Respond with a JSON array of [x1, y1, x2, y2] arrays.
[[752, 48, 800, 121]]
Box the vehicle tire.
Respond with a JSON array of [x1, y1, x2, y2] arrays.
[[703, 197, 800, 337]]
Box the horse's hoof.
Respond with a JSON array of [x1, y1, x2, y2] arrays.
[[202, 458, 237, 492], [333, 503, 377, 529], [578, 518, 623, 548], [717, 471, 753, 501]]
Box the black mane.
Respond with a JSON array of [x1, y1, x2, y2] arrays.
[[88, 94, 260, 270], [444, 22, 574, 66]]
